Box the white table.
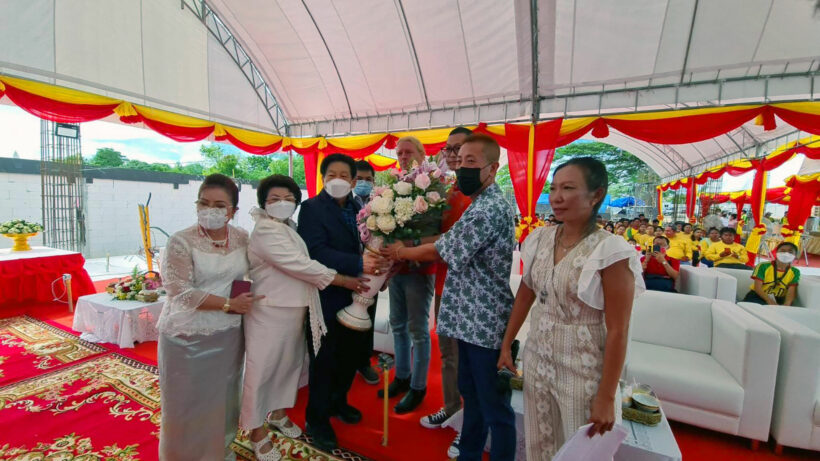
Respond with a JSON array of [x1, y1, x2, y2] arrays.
[[0, 246, 77, 261], [615, 409, 682, 461], [503, 389, 681, 461], [72, 292, 164, 348]]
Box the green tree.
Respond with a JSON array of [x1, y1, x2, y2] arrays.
[[238, 154, 273, 180], [200, 144, 240, 177], [268, 155, 306, 187], [89, 147, 125, 167], [551, 142, 658, 196], [496, 164, 550, 196]]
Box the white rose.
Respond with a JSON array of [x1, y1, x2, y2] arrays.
[[393, 181, 412, 196], [382, 189, 395, 200], [376, 215, 397, 233], [366, 215, 378, 231], [371, 196, 394, 214]]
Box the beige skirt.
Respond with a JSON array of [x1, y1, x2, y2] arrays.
[[240, 304, 308, 429]]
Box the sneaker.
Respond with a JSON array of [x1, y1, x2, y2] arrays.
[[447, 432, 461, 458], [420, 408, 450, 429]]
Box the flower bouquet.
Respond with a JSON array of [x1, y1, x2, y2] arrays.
[[336, 161, 450, 331], [0, 219, 44, 251], [110, 267, 163, 302]]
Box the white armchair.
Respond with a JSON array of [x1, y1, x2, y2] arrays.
[[738, 304, 820, 453], [678, 265, 737, 301], [626, 291, 781, 444]]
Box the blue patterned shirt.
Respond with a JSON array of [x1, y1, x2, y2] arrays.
[[435, 183, 514, 349]]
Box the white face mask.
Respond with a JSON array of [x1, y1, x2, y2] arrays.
[[265, 201, 296, 221], [198, 207, 229, 230], [776, 252, 796, 264], [325, 178, 352, 198]]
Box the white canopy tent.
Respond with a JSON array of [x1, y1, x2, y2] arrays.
[[0, 0, 818, 179]]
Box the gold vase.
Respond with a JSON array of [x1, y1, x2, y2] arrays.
[[3, 233, 37, 251]]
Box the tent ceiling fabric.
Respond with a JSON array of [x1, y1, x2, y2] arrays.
[[0, 0, 277, 133], [208, 0, 820, 135]]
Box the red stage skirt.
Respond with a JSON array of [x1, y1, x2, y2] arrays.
[[0, 252, 96, 306]]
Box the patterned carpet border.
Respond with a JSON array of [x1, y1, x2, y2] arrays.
[[8, 315, 108, 354]]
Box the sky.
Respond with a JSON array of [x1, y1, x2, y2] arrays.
[[0, 103, 804, 188]]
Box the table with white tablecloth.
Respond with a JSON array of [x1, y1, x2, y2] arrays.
[[72, 292, 164, 348]]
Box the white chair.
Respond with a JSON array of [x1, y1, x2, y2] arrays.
[[626, 291, 781, 445], [678, 265, 737, 301], [738, 304, 820, 453], [373, 292, 395, 355]]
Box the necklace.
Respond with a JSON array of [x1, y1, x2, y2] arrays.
[[200, 226, 229, 247], [556, 225, 585, 252]]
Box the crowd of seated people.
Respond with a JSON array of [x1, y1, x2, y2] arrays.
[[596, 216, 804, 299]]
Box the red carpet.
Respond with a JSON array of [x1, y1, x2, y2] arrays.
[[0, 353, 161, 460], [2, 277, 816, 460], [285, 335, 457, 461], [0, 315, 108, 386]]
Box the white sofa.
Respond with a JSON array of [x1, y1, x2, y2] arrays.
[[626, 291, 781, 443], [678, 265, 737, 301], [717, 267, 820, 308], [738, 304, 820, 453]]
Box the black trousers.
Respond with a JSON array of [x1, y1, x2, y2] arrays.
[[306, 319, 369, 429]]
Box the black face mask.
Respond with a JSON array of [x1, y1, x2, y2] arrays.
[[456, 164, 490, 196]]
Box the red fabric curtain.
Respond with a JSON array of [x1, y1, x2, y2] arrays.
[[605, 108, 763, 144], [772, 107, 820, 136], [784, 178, 820, 233], [505, 120, 563, 219], [302, 152, 320, 198], [685, 179, 697, 222], [3, 83, 119, 123], [215, 132, 282, 155]]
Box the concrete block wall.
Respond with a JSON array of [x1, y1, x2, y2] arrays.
[[0, 172, 288, 258]]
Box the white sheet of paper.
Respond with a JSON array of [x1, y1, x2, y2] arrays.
[[553, 423, 629, 461]]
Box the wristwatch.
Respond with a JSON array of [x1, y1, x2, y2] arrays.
[[222, 299, 231, 313]]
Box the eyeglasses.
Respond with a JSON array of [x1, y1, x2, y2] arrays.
[[440, 145, 461, 155]]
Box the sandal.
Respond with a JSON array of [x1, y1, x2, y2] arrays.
[[251, 435, 282, 461], [267, 413, 303, 439]]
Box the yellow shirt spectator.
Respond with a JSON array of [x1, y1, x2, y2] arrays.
[[663, 229, 693, 261], [704, 231, 749, 268]]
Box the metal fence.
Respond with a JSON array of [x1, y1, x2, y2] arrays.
[[40, 120, 86, 252]]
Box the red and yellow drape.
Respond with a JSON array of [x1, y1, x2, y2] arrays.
[[782, 173, 820, 245], [2, 75, 820, 226]]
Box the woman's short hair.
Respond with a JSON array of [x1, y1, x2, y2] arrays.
[[776, 241, 799, 253], [199, 173, 239, 207], [553, 157, 609, 222], [257, 174, 302, 208], [320, 153, 356, 177], [396, 136, 425, 156]]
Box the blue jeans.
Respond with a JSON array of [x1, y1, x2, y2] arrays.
[[389, 272, 434, 390], [458, 340, 516, 461]]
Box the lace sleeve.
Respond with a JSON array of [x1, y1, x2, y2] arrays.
[[521, 227, 546, 288], [162, 233, 209, 314], [577, 234, 646, 310]]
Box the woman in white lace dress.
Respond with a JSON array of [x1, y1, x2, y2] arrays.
[[241, 175, 368, 461], [498, 158, 645, 460], [158, 174, 261, 461]]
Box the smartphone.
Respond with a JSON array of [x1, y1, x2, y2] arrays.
[[652, 244, 661, 253]]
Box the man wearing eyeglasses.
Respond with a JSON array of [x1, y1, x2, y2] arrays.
[[419, 126, 474, 458]]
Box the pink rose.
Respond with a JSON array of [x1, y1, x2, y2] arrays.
[[389, 168, 402, 178], [413, 196, 429, 214], [414, 174, 431, 191], [373, 186, 388, 196], [426, 191, 441, 203], [431, 169, 442, 179]]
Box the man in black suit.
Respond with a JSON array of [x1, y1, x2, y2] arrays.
[[297, 153, 386, 451]]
